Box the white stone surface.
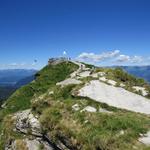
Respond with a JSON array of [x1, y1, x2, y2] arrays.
[[119, 130, 125, 135], [25, 138, 53, 150], [72, 104, 80, 111], [78, 71, 91, 78], [139, 131, 150, 145], [70, 61, 86, 78], [107, 80, 117, 86], [89, 72, 106, 78], [99, 108, 113, 114], [98, 72, 106, 77], [83, 68, 91, 71], [5, 138, 53, 150], [91, 72, 106, 78], [56, 78, 82, 87], [99, 77, 117, 86], [70, 61, 102, 79], [133, 86, 148, 96], [116, 130, 125, 137], [28, 113, 41, 134], [99, 77, 107, 82], [91, 73, 99, 78], [38, 93, 46, 100], [120, 83, 125, 87], [1, 102, 7, 108], [78, 80, 150, 115], [48, 91, 54, 95], [81, 106, 97, 112], [15, 109, 41, 135], [25, 139, 40, 150]]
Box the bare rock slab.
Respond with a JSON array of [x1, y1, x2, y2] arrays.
[[78, 80, 150, 115], [81, 106, 97, 112], [139, 131, 150, 146], [56, 78, 82, 87], [15, 109, 41, 136]]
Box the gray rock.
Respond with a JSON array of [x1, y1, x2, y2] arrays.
[[5, 138, 53, 150], [78, 80, 150, 115], [139, 131, 150, 146], [56, 78, 82, 87], [15, 109, 41, 136], [99, 108, 113, 114], [72, 104, 80, 111], [81, 106, 97, 112]]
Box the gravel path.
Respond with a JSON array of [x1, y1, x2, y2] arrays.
[[70, 61, 86, 78]]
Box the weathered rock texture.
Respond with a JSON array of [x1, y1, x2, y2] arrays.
[[78, 80, 150, 115]]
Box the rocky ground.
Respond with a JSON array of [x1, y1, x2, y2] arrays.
[[78, 80, 150, 115], [1, 59, 150, 149]]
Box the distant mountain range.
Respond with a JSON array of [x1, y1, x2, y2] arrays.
[[120, 66, 150, 83], [0, 86, 16, 102], [0, 69, 37, 86], [0, 69, 37, 100]]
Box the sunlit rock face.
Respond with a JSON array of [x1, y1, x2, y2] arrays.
[[78, 80, 150, 115]]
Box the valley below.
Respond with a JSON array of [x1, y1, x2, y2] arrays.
[[0, 69, 37, 104]]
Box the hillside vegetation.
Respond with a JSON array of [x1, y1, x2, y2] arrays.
[[122, 66, 150, 83], [0, 60, 150, 150], [0, 61, 78, 148]]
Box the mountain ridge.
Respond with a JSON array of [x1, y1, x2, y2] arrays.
[[0, 59, 150, 150]]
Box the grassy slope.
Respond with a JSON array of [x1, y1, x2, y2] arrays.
[[33, 84, 150, 150], [0, 62, 150, 150], [0, 61, 78, 148], [94, 67, 150, 97], [32, 67, 150, 150]]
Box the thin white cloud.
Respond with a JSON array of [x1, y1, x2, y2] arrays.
[[116, 55, 143, 63], [20, 62, 27, 66], [0, 62, 38, 69], [131, 56, 143, 63], [9, 63, 18, 66], [77, 50, 120, 62], [31, 62, 37, 66], [116, 55, 130, 62], [77, 50, 149, 66]]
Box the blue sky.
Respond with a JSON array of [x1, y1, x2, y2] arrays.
[[0, 0, 150, 69]]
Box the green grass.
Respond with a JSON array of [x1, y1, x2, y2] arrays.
[[2, 61, 78, 113], [0, 61, 78, 149], [94, 67, 150, 96], [103, 68, 146, 86], [38, 95, 150, 150], [1, 61, 150, 150], [30, 83, 150, 150]]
